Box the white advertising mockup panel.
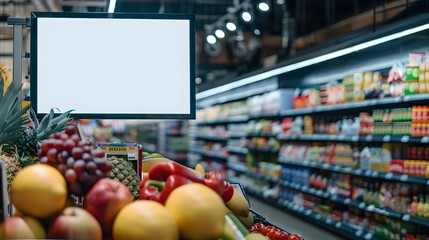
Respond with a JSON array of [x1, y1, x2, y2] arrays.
[[31, 13, 195, 119]]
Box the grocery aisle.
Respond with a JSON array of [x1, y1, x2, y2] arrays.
[[249, 197, 345, 240]]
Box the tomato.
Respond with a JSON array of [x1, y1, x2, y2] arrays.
[[288, 233, 304, 240], [265, 227, 289, 240], [262, 225, 276, 235], [250, 223, 265, 232]]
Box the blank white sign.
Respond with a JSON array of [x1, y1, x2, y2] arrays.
[[35, 16, 191, 116]]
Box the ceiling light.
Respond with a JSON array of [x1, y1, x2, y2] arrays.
[[196, 22, 429, 100], [254, 29, 261, 35], [226, 22, 237, 31], [241, 11, 252, 22], [215, 29, 225, 39], [108, 0, 116, 13], [257, 2, 270, 12], [206, 34, 217, 44]]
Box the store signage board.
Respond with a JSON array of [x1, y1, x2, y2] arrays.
[[31, 12, 195, 119]]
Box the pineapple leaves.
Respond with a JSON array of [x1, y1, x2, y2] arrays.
[[0, 80, 30, 145], [35, 108, 74, 141]]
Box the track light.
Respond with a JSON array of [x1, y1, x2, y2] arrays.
[[257, 1, 270, 12], [226, 21, 237, 31], [240, 3, 254, 23], [215, 29, 225, 39], [206, 34, 216, 44], [241, 11, 252, 22]]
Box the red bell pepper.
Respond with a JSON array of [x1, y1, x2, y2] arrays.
[[139, 176, 159, 200], [142, 174, 192, 204], [149, 162, 205, 184], [148, 162, 234, 202], [204, 171, 234, 202]]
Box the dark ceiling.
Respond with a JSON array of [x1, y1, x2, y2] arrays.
[[63, 0, 428, 92]]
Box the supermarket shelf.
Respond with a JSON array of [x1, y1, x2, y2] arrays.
[[165, 132, 185, 136], [247, 132, 276, 138], [227, 163, 278, 183], [406, 215, 429, 228], [194, 134, 229, 141], [278, 157, 429, 186], [277, 134, 429, 144], [189, 148, 228, 160], [247, 146, 278, 153], [228, 132, 248, 138], [141, 142, 157, 152], [280, 96, 404, 117], [249, 112, 280, 120], [277, 134, 358, 142], [231, 166, 403, 222], [226, 146, 248, 155], [195, 116, 249, 125], [233, 164, 424, 227], [243, 189, 377, 240]]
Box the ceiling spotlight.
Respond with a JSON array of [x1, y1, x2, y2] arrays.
[[226, 22, 237, 31], [241, 11, 252, 22], [254, 29, 261, 35], [206, 34, 217, 44], [257, 1, 270, 12], [215, 29, 225, 39]]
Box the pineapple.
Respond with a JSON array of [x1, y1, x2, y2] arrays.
[[107, 156, 140, 200], [0, 69, 74, 189], [0, 152, 21, 190]]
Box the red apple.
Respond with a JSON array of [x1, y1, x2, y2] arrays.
[[84, 178, 133, 237], [49, 207, 102, 240], [0, 216, 46, 239]]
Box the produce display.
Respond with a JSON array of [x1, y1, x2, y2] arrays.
[[1, 151, 302, 240]]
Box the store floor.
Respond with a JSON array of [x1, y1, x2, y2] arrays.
[[249, 197, 345, 240]]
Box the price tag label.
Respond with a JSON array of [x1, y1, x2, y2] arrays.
[[371, 171, 379, 178], [317, 190, 323, 196], [344, 198, 351, 205], [365, 135, 373, 142], [351, 136, 359, 142], [305, 209, 312, 216], [303, 161, 309, 166], [335, 222, 342, 228], [385, 172, 393, 180], [293, 205, 299, 211], [367, 205, 375, 211], [333, 165, 341, 171], [331, 195, 338, 201], [310, 162, 317, 167], [315, 214, 321, 220], [356, 230, 363, 237], [400, 175, 409, 182], [401, 135, 410, 143], [354, 169, 362, 175], [422, 137, 429, 143], [310, 188, 316, 194], [382, 135, 390, 142], [427, 179, 429, 186], [302, 186, 308, 191], [324, 193, 330, 198], [359, 202, 366, 209], [365, 233, 373, 240], [402, 214, 410, 222], [322, 163, 329, 169], [326, 218, 332, 224]]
